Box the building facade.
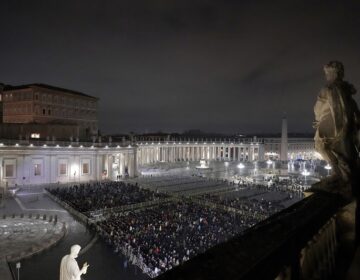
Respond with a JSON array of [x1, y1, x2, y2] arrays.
[[0, 83, 317, 188], [0, 141, 137, 188], [1, 84, 98, 139], [137, 140, 264, 165], [263, 137, 315, 160], [0, 136, 317, 188]]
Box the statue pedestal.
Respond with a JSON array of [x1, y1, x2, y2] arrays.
[[279, 162, 289, 175]]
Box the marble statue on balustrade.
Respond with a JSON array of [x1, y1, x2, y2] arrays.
[[60, 245, 89, 280], [312, 61, 360, 198]]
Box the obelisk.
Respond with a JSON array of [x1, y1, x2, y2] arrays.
[[280, 116, 288, 163]]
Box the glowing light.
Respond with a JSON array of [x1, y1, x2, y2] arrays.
[[224, 162, 229, 167], [105, 145, 109, 149], [71, 164, 79, 178], [90, 145, 94, 149], [196, 159, 210, 169], [15, 143, 19, 147], [43, 144, 47, 147], [324, 164, 332, 170], [56, 144, 59, 148], [266, 159, 273, 165], [29, 144, 34, 147], [80, 145, 83, 148], [302, 170, 310, 176], [117, 145, 120, 148], [237, 163, 245, 169]]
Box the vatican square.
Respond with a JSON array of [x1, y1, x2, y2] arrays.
[[1, 1, 360, 280]]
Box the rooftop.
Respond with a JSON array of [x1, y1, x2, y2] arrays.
[[2, 83, 98, 100]]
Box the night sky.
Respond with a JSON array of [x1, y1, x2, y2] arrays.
[[1, 0, 360, 135]]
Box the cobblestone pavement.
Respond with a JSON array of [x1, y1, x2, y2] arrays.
[[0, 217, 65, 260]]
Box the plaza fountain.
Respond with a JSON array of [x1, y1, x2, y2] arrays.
[[195, 159, 211, 170]]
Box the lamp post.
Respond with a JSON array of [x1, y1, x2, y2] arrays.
[[324, 164, 332, 176], [16, 262, 20, 280]]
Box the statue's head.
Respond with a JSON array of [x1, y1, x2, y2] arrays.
[[324, 61, 344, 83], [70, 244, 81, 258]]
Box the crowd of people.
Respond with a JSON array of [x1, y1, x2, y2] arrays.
[[201, 181, 304, 217], [47, 181, 167, 214], [48, 172, 306, 278], [94, 201, 246, 278]]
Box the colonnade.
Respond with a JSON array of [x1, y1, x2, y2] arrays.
[[106, 150, 137, 179], [137, 143, 264, 165]]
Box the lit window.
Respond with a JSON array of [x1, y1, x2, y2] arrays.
[[34, 164, 41, 176], [31, 133, 40, 139], [59, 163, 67, 175]]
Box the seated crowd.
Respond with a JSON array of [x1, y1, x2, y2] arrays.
[[202, 183, 304, 218], [95, 201, 249, 277], [47, 181, 167, 214]]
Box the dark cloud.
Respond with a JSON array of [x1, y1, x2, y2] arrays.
[[1, 0, 360, 134]]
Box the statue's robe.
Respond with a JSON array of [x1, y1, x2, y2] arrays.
[[314, 81, 360, 181], [60, 255, 82, 280]]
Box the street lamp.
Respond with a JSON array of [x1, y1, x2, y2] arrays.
[[324, 164, 332, 176], [16, 262, 21, 280]]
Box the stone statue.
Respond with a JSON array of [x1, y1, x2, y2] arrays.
[[60, 245, 89, 280], [312, 61, 360, 197]]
